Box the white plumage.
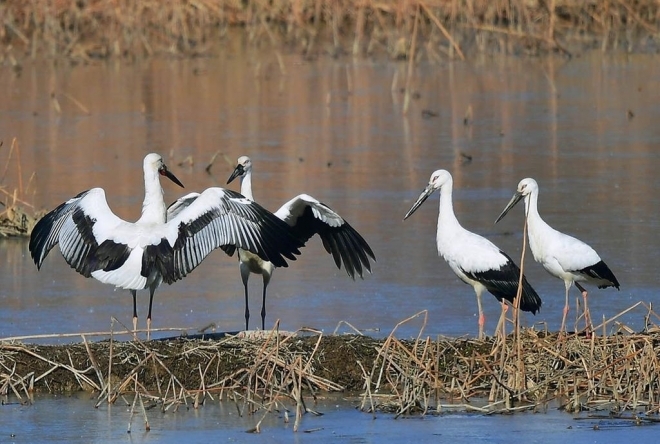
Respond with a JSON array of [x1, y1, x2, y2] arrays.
[[169, 155, 376, 330], [496, 177, 620, 332], [404, 169, 541, 339], [29, 153, 302, 336]]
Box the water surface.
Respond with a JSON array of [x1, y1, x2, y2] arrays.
[[1, 393, 656, 444], [1, 52, 658, 341], [1, 49, 660, 442]]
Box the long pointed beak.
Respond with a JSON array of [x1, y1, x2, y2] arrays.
[[227, 164, 244, 184], [495, 192, 523, 224], [160, 166, 185, 188], [403, 184, 435, 220]]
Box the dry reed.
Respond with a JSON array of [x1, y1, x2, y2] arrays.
[[0, 137, 41, 237], [0, 0, 657, 63], [0, 322, 354, 432], [2, 303, 660, 430], [359, 302, 660, 418]]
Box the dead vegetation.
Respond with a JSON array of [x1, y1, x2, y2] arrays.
[[3, 303, 660, 433], [359, 305, 660, 418], [0, 323, 377, 432], [0, 0, 658, 63], [0, 138, 41, 237]]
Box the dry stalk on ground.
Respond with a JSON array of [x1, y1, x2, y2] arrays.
[[3, 303, 660, 427], [0, 326, 345, 431], [361, 302, 660, 416]]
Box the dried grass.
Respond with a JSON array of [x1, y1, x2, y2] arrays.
[[360, 303, 660, 418], [0, 0, 657, 62], [0, 322, 349, 432], [3, 304, 660, 432], [0, 137, 41, 237]]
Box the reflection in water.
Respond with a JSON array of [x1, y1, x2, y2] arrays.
[[4, 393, 657, 443], [0, 52, 659, 341]]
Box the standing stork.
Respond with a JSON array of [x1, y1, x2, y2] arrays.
[[29, 153, 302, 337], [403, 169, 542, 339], [495, 177, 620, 333], [169, 155, 376, 330]]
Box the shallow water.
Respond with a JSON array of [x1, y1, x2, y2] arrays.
[[1, 48, 660, 440], [1, 51, 659, 342], [1, 393, 658, 444]]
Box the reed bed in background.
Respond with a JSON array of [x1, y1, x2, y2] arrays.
[[0, 0, 658, 63], [0, 138, 41, 237]]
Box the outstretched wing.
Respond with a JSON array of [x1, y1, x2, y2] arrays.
[[167, 191, 236, 258], [160, 187, 302, 284], [28, 188, 131, 277], [166, 192, 201, 220], [274, 194, 375, 279]]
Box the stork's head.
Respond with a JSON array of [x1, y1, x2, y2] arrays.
[[495, 177, 538, 224], [426, 169, 453, 191], [227, 156, 252, 184], [516, 178, 539, 197], [403, 169, 453, 220], [144, 153, 184, 188]]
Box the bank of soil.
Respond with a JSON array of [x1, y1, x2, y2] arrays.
[[2, 334, 390, 393], [3, 329, 660, 417]]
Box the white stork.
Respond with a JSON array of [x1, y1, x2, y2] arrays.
[[495, 177, 620, 333], [168, 155, 376, 330], [403, 170, 542, 339], [29, 153, 302, 337]]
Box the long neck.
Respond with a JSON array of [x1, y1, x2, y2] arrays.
[[522, 188, 554, 262], [523, 189, 545, 230], [437, 180, 461, 237], [240, 169, 255, 201], [137, 168, 166, 225]]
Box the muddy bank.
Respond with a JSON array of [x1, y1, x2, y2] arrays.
[[3, 328, 660, 416], [2, 333, 385, 393]]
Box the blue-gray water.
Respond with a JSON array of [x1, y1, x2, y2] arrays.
[[1, 50, 659, 441], [1, 394, 656, 444]]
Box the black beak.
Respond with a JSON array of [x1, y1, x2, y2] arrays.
[[495, 191, 524, 224], [159, 165, 184, 188], [403, 184, 435, 220], [227, 164, 244, 184]]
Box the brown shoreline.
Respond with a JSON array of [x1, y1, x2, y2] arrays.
[[3, 323, 660, 416]]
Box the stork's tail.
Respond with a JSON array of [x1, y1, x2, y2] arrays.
[[518, 277, 542, 314]]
